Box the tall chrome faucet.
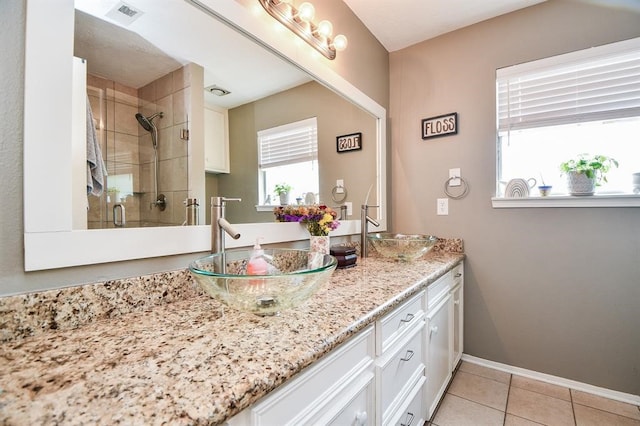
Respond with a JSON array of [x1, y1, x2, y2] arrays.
[[211, 196, 241, 253], [360, 204, 379, 258]]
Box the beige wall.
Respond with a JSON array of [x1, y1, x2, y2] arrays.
[[214, 81, 377, 224], [390, 0, 640, 395]]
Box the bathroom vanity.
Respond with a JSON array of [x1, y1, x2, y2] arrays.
[[0, 243, 463, 425]]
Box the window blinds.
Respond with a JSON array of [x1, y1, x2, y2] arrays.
[[497, 37, 640, 132], [258, 117, 318, 169]]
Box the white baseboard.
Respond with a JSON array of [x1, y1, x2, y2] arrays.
[[461, 354, 640, 406]]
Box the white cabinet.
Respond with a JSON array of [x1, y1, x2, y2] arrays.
[[425, 293, 452, 418], [424, 261, 465, 420], [451, 263, 464, 369], [204, 106, 230, 173], [375, 291, 426, 425], [227, 262, 464, 426], [227, 325, 375, 426]]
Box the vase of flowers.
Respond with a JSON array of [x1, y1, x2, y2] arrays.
[[274, 204, 340, 254]]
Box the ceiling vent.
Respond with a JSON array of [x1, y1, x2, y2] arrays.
[[205, 85, 231, 97], [106, 2, 144, 26]]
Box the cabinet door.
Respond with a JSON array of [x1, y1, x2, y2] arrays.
[[204, 107, 229, 173], [425, 294, 452, 419], [451, 283, 463, 369]]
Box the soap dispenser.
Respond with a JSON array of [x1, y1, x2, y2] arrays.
[[247, 238, 269, 275]]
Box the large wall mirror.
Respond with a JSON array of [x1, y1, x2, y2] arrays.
[[24, 0, 386, 271]]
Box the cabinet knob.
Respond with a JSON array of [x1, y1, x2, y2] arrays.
[[400, 412, 415, 426], [400, 349, 414, 362], [430, 325, 439, 336], [454, 273, 462, 278], [454, 299, 460, 305], [355, 411, 368, 425]]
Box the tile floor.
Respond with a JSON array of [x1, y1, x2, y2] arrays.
[[429, 361, 640, 426]]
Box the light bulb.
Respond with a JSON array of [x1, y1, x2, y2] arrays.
[[316, 20, 333, 37], [332, 34, 348, 51], [297, 2, 315, 22]]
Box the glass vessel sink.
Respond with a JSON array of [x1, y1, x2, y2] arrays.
[[189, 249, 337, 315], [367, 233, 438, 261]]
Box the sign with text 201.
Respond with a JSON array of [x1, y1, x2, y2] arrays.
[[421, 112, 458, 140], [336, 132, 362, 153]]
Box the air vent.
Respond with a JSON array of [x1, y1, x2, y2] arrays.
[[205, 85, 231, 97], [106, 1, 144, 26]]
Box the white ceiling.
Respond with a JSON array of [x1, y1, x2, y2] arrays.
[[74, 0, 548, 108], [343, 0, 546, 52]]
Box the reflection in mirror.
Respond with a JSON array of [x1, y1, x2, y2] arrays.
[[24, 0, 386, 270], [216, 81, 377, 224], [74, 1, 377, 228]]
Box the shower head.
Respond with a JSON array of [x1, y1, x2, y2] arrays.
[[135, 112, 164, 132]]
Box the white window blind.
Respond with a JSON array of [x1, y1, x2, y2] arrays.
[[497, 37, 640, 132], [258, 117, 318, 169]]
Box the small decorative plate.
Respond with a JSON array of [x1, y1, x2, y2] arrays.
[[504, 178, 530, 198]]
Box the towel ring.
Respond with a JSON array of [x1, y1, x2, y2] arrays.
[[444, 176, 469, 199], [331, 185, 348, 203]]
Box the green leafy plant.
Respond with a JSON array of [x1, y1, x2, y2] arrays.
[[273, 183, 292, 195], [559, 154, 619, 186]]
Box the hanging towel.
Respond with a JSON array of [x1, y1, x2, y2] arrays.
[[86, 96, 107, 196]]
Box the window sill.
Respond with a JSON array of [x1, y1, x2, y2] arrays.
[[491, 194, 640, 208]]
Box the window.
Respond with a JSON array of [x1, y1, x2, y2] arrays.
[[258, 117, 319, 205], [496, 37, 640, 197]]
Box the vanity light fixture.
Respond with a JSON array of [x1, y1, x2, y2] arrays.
[[258, 0, 347, 60]]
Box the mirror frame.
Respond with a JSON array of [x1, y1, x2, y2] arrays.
[[23, 0, 387, 271]]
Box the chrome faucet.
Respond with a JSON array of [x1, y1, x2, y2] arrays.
[[360, 204, 379, 258], [211, 196, 241, 253]]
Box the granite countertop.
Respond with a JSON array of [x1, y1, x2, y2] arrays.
[[0, 246, 464, 425]]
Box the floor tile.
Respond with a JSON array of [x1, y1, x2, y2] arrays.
[[507, 386, 575, 426], [504, 414, 545, 425], [574, 403, 640, 426], [572, 389, 640, 420], [511, 375, 571, 401], [432, 393, 504, 426], [447, 370, 509, 411], [458, 361, 512, 384]]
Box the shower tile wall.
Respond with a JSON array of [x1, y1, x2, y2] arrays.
[[86, 65, 191, 228], [139, 65, 191, 226]]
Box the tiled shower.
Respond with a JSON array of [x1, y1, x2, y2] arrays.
[[86, 65, 191, 228]]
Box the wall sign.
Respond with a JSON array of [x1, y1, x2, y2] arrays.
[[336, 132, 362, 153], [421, 112, 458, 139]]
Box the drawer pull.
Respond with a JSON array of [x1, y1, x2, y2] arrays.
[[400, 313, 415, 323], [355, 411, 368, 425], [400, 412, 415, 426], [400, 350, 414, 362]]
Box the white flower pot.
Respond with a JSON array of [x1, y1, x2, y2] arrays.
[[566, 171, 596, 196], [279, 192, 290, 205]]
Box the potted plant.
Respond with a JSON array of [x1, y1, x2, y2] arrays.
[[274, 183, 292, 205], [560, 154, 618, 196]]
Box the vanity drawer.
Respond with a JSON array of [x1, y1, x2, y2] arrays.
[[386, 375, 426, 426], [427, 272, 452, 310], [251, 326, 374, 426], [377, 291, 425, 355], [378, 320, 425, 418]]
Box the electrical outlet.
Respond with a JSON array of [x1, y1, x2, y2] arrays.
[[449, 168, 461, 187], [345, 202, 352, 216], [437, 198, 449, 215]]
